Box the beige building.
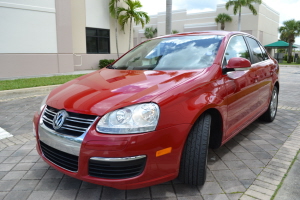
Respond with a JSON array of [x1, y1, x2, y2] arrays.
[[0, 1, 279, 79], [0, 0, 131, 79], [133, 2, 279, 49]]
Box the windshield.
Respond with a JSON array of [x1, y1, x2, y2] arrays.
[[112, 35, 224, 70]]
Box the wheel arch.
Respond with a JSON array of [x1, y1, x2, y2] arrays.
[[189, 107, 224, 149], [203, 108, 224, 149], [274, 81, 279, 94]]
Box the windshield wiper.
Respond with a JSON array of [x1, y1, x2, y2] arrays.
[[106, 65, 116, 69]]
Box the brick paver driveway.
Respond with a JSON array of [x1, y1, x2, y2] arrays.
[[0, 67, 299, 200]]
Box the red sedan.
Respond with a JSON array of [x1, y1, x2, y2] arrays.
[[33, 31, 279, 190]]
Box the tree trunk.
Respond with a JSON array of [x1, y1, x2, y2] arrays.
[[129, 17, 132, 50], [288, 42, 293, 63], [238, 7, 241, 31], [115, 1, 119, 58], [221, 23, 225, 30], [166, 0, 172, 35]]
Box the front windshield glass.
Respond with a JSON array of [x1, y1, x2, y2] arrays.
[[112, 35, 224, 70]]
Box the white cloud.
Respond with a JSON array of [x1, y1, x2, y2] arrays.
[[172, 0, 219, 11], [139, 0, 166, 15], [139, 0, 220, 15], [263, 0, 300, 22]]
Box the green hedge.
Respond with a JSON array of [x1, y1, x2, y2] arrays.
[[99, 59, 116, 69], [283, 54, 294, 62]]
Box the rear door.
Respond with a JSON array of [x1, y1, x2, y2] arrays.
[[244, 36, 273, 110]]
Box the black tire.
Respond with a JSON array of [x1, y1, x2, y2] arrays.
[[178, 113, 211, 186], [260, 86, 278, 122]]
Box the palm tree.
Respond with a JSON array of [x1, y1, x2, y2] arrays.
[[279, 19, 300, 63], [117, 0, 150, 50], [166, 0, 172, 34], [109, 0, 120, 58], [225, 0, 262, 31], [215, 13, 232, 30], [144, 27, 157, 39]]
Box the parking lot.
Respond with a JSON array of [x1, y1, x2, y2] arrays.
[[0, 66, 299, 200]]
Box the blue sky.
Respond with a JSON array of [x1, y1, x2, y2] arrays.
[[139, 0, 300, 44]]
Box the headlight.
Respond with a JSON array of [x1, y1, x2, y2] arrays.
[[40, 94, 49, 112], [96, 103, 160, 134]]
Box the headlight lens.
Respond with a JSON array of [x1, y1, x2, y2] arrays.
[[40, 94, 49, 112], [96, 103, 160, 134]]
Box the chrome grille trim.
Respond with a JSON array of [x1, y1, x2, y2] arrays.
[[42, 116, 52, 124], [41, 106, 97, 137], [44, 109, 55, 116], [65, 118, 93, 124], [67, 116, 95, 122], [62, 124, 87, 131], [90, 155, 147, 162], [61, 126, 86, 132], [39, 106, 99, 156]]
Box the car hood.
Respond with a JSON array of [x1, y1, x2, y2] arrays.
[[46, 68, 205, 116]]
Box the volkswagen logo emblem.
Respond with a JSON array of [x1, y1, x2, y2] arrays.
[[52, 110, 68, 130]]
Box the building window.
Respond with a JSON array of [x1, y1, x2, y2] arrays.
[[86, 28, 110, 54]]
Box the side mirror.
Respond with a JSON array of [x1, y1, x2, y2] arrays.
[[226, 57, 251, 69]]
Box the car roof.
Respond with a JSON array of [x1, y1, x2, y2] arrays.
[[154, 31, 251, 39]]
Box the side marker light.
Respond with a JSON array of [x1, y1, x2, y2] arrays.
[[156, 147, 172, 157]]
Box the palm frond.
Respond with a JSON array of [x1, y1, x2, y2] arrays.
[[215, 13, 232, 23], [233, 5, 238, 15], [248, 4, 257, 15], [117, 0, 150, 31], [225, 1, 236, 10]]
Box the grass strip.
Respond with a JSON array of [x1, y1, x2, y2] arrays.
[[0, 74, 84, 91], [279, 61, 300, 65], [271, 149, 300, 200]]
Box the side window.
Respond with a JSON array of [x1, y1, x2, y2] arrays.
[[223, 36, 250, 67], [245, 37, 264, 63], [259, 44, 269, 60]]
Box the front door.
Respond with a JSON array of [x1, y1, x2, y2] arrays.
[[222, 35, 260, 139]]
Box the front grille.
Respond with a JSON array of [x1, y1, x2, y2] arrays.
[[89, 157, 147, 179], [40, 141, 78, 172], [42, 106, 97, 137]]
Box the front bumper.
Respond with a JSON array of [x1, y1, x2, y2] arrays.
[[33, 111, 191, 190]]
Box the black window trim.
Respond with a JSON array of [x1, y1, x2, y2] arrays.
[[221, 34, 252, 70], [258, 42, 270, 61], [221, 33, 271, 72], [243, 35, 270, 64], [86, 27, 110, 54]]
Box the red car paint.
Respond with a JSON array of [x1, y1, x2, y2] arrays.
[[33, 31, 279, 189]]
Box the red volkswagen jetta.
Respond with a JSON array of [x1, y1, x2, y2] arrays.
[[33, 31, 279, 189]]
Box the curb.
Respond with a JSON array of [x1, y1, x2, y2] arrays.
[[240, 123, 300, 200], [0, 85, 60, 96], [0, 85, 60, 102], [279, 65, 300, 68]]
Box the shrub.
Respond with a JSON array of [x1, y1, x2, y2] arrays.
[[283, 54, 294, 63], [296, 58, 300, 64], [99, 59, 115, 69]]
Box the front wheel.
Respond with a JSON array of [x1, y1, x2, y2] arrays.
[[178, 113, 211, 186], [260, 86, 278, 122]]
